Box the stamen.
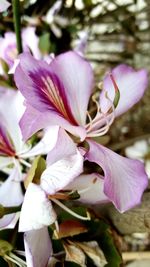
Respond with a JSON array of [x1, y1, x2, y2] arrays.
[[86, 111, 92, 128], [16, 144, 32, 158], [51, 198, 90, 221], [55, 220, 59, 232], [9, 252, 27, 266], [19, 159, 31, 168], [14, 250, 26, 257], [92, 95, 100, 113], [85, 93, 115, 138], [78, 187, 91, 194], [4, 253, 27, 267]]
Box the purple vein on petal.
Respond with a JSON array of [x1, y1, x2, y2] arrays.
[[0, 123, 15, 156], [29, 69, 78, 126]]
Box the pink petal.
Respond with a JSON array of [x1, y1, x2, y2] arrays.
[[0, 88, 25, 152], [22, 27, 41, 60], [86, 140, 148, 212], [0, 168, 24, 228], [0, 0, 10, 13], [66, 173, 109, 204], [0, 32, 17, 67], [100, 64, 148, 116], [15, 52, 77, 127], [15, 52, 87, 141], [46, 128, 77, 164], [19, 183, 56, 232], [19, 103, 86, 141], [24, 227, 52, 267], [50, 51, 94, 125], [41, 129, 84, 194]]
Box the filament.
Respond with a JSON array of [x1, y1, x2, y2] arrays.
[[19, 158, 31, 168], [85, 93, 115, 138], [51, 198, 90, 221]]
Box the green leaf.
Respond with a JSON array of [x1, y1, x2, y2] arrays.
[[39, 32, 50, 54], [95, 221, 122, 267]]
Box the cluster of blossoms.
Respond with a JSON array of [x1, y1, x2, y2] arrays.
[[0, 2, 149, 267]]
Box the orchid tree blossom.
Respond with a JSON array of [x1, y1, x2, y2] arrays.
[[18, 128, 84, 267], [15, 51, 148, 212], [0, 27, 42, 74], [0, 88, 59, 228], [0, 0, 10, 12]]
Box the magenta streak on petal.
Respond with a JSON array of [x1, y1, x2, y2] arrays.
[[0, 123, 15, 156], [29, 69, 78, 126]]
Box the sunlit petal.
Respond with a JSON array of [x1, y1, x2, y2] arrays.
[[41, 129, 84, 194], [0, 0, 10, 13], [86, 140, 148, 212], [19, 183, 56, 232], [66, 173, 109, 204], [0, 168, 24, 228], [100, 64, 148, 116]]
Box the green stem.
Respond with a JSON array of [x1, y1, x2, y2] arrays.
[[12, 0, 23, 54], [4, 205, 21, 215], [0, 204, 21, 218]]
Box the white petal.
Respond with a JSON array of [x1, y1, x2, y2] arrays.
[[19, 183, 56, 232], [0, 156, 13, 170], [0, 89, 26, 152], [22, 27, 41, 60], [8, 59, 20, 74], [125, 140, 148, 159], [22, 126, 59, 158], [0, 168, 24, 228], [145, 160, 150, 178], [0, 0, 10, 12], [24, 227, 52, 267], [41, 129, 83, 194], [66, 173, 109, 204], [41, 150, 83, 195]]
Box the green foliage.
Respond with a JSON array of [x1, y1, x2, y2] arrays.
[[51, 208, 122, 267], [39, 32, 51, 54]]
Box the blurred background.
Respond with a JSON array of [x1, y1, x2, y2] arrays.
[[1, 0, 150, 142], [1, 1, 150, 266]]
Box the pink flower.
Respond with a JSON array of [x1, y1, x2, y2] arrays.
[[14, 51, 148, 212], [0, 27, 44, 74], [0, 87, 59, 228], [0, 0, 10, 12], [18, 129, 84, 267]]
